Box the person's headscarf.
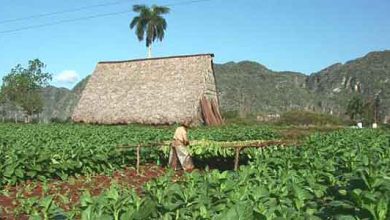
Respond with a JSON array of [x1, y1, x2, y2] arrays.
[[181, 120, 191, 128]]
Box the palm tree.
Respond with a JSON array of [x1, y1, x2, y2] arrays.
[[130, 4, 170, 58]]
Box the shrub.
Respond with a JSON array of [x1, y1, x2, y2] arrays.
[[276, 110, 345, 126]]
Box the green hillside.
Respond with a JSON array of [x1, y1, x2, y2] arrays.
[[215, 50, 390, 123], [214, 61, 315, 117]]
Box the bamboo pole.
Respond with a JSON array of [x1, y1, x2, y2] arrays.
[[234, 147, 241, 171], [117, 141, 175, 149], [136, 145, 140, 175], [117, 140, 294, 150]]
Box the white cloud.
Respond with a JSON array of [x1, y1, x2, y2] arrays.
[[55, 70, 79, 83]]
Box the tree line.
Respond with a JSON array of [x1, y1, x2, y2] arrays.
[[346, 94, 382, 125]]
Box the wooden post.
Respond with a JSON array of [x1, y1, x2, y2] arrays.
[[136, 145, 140, 175], [234, 147, 241, 171]]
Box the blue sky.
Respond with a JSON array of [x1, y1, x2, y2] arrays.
[[1, 0, 389, 89]]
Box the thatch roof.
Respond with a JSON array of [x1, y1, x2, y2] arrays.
[[72, 54, 221, 125]]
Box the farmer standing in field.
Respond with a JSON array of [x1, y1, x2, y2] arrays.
[[169, 121, 194, 171]]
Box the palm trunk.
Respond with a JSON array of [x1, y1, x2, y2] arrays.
[[147, 44, 152, 58]]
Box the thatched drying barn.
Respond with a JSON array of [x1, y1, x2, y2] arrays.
[[72, 54, 223, 125]]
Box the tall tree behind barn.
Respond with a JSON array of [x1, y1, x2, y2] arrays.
[[72, 54, 222, 125]]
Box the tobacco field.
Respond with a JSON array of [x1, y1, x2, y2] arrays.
[[0, 124, 389, 219], [0, 124, 276, 186]]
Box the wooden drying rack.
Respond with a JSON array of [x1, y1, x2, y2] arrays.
[[117, 140, 297, 174]]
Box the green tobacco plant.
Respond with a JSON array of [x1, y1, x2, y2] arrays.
[[2, 125, 390, 219], [16, 196, 64, 220], [0, 123, 277, 186], [80, 186, 156, 220]]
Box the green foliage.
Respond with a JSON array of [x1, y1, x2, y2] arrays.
[[189, 125, 278, 141], [221, 111, 263, 125], [15, 195, 64, 220], [1, 59, 52, 118], [79, 185, 157, 220], [0, 124, 276, 186], [346, 95, 364, 121], [4, 127, 390, 219], [361, 96, 381, 124], [130, 4, 170, 57], [221, 110, 239, 120], [277, 110, 345, 126], [346, 95, 382, 124], [64, 129, 390, 219]]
